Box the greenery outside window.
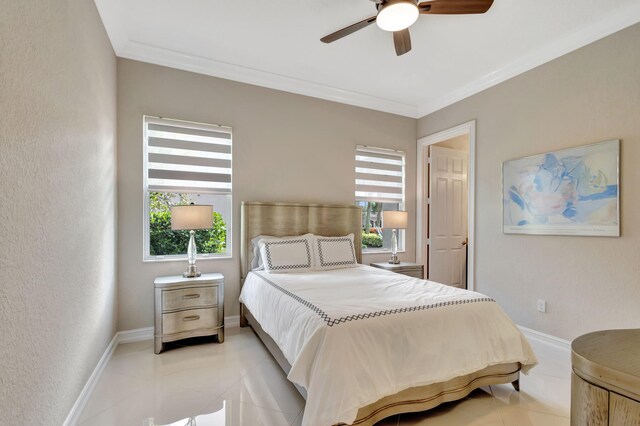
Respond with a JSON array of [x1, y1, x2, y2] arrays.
[[355, 146, 405, 253], [143, 116, 232, 260], [148, 192, 229, 257]]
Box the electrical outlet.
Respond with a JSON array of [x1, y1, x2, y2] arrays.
[[537, 299, 547, 313]]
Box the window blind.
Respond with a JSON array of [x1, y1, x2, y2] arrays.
[[144, 116, 232, 194], [355, 145, 405, 203]]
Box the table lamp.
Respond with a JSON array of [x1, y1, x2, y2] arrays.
[[171, 204, 213, 277], [382, 210, 407, 264]]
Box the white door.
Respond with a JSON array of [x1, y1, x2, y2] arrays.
[[428, 146, 468, 288]]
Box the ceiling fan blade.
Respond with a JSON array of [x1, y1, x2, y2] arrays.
[[418, 0, 494, 14], [320, 16, 377, 43], [393, 29, 412, 56]]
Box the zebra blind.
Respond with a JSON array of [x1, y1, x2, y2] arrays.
[[355, 145, 405, 203], [144, 116, 232, 194]]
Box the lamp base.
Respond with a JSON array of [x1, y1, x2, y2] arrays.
[[182, 264, 201, 278], [388, 229, 400, 264]]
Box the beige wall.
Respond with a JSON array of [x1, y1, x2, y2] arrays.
[[117, 59, 417, 330], [0, 0, 117, 424], [418, 23, 640, 341]]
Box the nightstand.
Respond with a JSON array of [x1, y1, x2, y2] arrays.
[[154, 273, 224, 354], [370, 262, 424, 279]]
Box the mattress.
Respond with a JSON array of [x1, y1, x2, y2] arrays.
[[239, 265, 537, 426]]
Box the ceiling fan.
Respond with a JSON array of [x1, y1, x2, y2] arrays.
[[321, 0, 494, 56]]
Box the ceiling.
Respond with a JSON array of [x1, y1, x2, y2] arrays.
[[95, 0, 640, 118]]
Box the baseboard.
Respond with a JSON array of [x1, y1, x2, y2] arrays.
[[64, 315, 241, 425], [63, 332, 119, 426], [117, 326, 154, 344], [518, 325, 572, 353], [225, 315, 240, 328]]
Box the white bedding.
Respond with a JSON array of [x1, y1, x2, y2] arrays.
[[239, 265, 537, 426]]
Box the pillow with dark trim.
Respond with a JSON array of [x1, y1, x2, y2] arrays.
[[314, 234, 358, 270], [258, 235, 315, 273], [251, 233, 313, 271]]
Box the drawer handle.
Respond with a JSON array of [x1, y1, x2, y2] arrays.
[[183, 315, 200, 321], [182, 294, 201, 300]]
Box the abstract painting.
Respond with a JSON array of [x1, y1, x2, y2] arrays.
[[503, 140, 619, 236]]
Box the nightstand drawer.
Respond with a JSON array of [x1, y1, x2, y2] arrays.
[[162, 308, 218, 335], [162, 286, 218, 311]]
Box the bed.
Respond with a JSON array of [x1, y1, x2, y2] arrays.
[[238, 202, 537, 426]]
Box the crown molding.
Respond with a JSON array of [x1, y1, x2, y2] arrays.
[[416, 4, 640, 118], [96, 0, 640, 120], [118, 40, 419, 118]]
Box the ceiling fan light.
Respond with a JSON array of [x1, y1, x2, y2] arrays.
[[376, 0, 419, 32]]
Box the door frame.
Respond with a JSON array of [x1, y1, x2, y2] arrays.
[[416, 120, 476, 290]]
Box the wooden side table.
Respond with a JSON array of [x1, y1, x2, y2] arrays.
[[571, 329, 640, 425], [154, 273, 224, 354], [370, 262, 424, 279]]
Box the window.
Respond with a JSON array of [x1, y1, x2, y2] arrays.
[[143, 116, 232, 260], [355, 145, 405, 253]]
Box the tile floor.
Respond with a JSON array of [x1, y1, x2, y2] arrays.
[[78, 327, 571, 426]]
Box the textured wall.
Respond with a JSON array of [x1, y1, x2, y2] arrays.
[[417, 23, 640, 341], [117, 59, 417, 330], [0, 0, 117, 423]]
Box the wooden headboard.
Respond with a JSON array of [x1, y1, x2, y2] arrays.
[[240, 202, 362, 282]]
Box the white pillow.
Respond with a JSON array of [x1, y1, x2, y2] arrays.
[[250, 235, 274, 270], [251, 234, 313, 270], [314, 234, 358, 270], [259, 235, 315, 273]]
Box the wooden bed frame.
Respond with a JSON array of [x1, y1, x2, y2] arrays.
[[239, 201, 520, 426]]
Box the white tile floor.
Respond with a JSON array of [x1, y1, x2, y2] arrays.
[[78, 327, 571, 426]]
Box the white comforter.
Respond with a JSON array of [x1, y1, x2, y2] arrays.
[[239, 265, 537, 426]]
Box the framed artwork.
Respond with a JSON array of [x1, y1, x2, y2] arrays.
[[503, 139, 619, 236]]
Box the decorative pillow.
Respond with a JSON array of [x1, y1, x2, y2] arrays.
[[251, 235, 274, 270], [314, 234, 358, 270], [259, 235, 315, 273], [251, 234, 313, 271]]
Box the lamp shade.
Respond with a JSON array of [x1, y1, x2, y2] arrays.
[[171, 205, 213, 230], [382, 210, 408, 229]]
